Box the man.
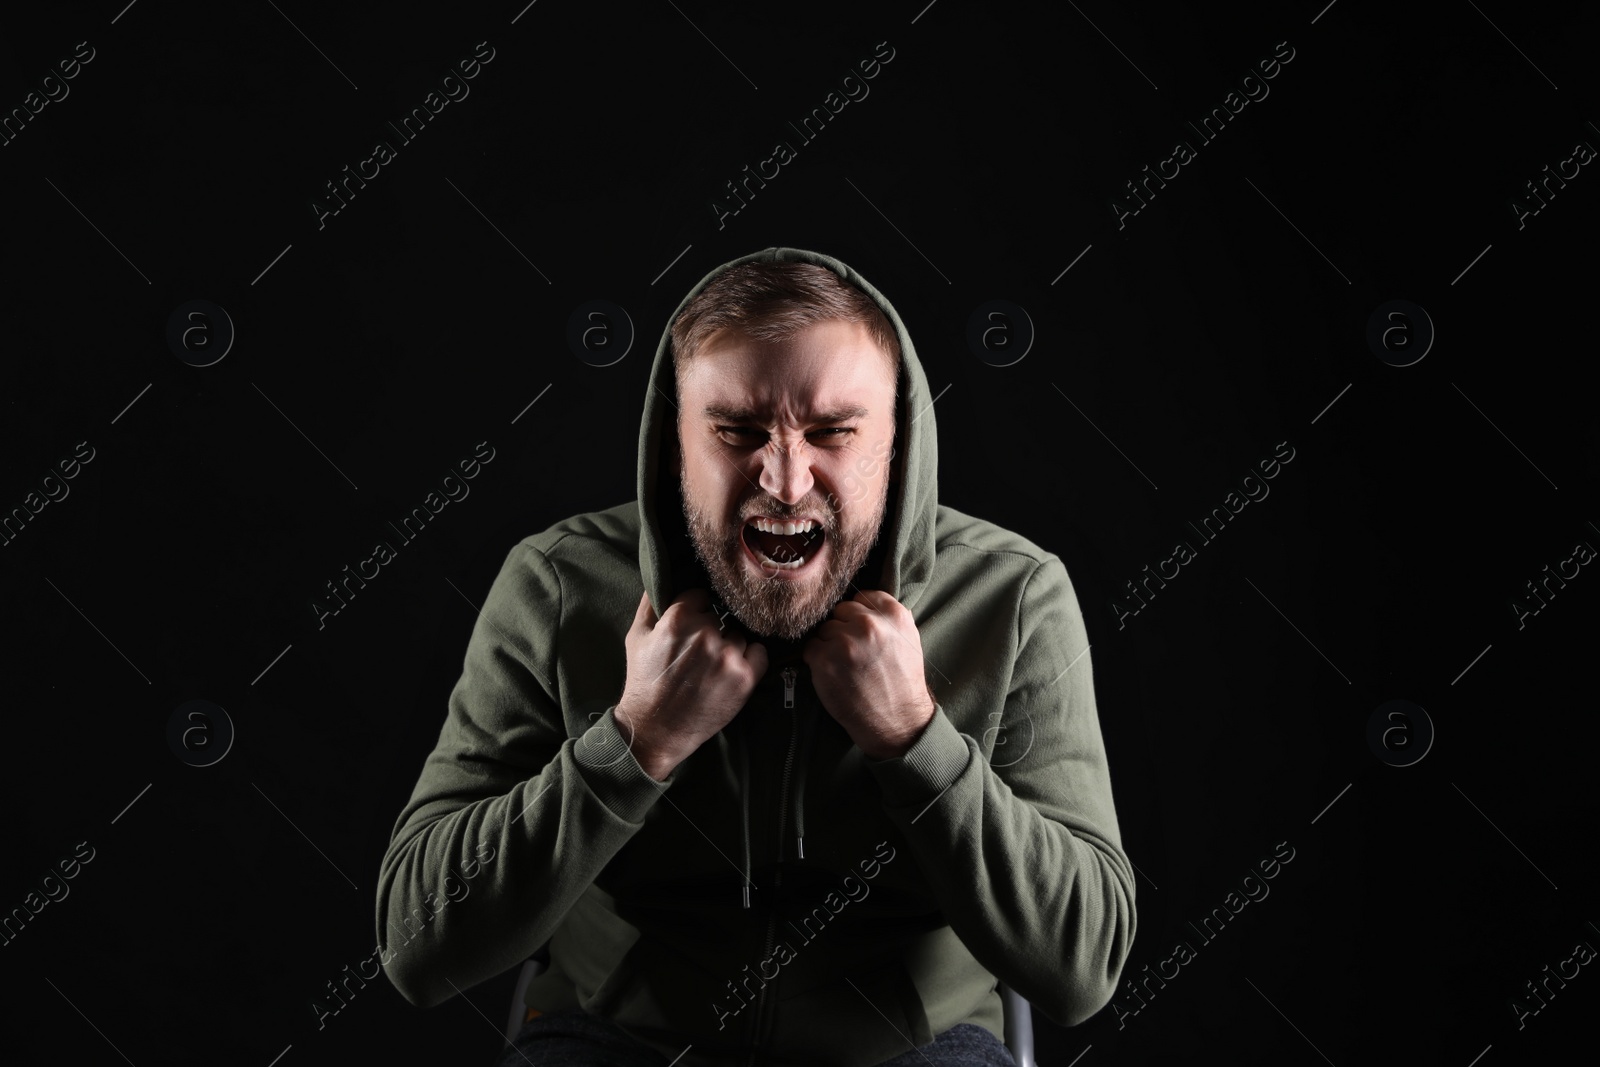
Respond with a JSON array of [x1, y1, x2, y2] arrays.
[[375, 247, 1137, 1066]]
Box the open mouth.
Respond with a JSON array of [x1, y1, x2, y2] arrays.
[[740, 516, 826, 573]]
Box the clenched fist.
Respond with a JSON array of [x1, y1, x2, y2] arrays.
[[802, 590, 936, 761], [614, 588, 767, 781]]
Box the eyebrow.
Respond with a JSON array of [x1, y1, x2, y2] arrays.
[[703, 404, 869, 424]]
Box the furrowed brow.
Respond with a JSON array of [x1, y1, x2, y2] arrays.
[[704, 404, 869, 424]]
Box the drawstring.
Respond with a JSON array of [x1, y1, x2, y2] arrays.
[[738, 732, 752, 909], [792, 697, 818, 860], [722, 665, 821, 906]]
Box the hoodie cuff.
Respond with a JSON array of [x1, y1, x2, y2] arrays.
[[865, 704, 973, 808], [571, 704, 673, 823]]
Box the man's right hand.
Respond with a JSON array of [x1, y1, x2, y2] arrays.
[[614, 588, 767, 781]]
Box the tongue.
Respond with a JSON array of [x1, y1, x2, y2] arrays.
[[750, 527, 812, 563]]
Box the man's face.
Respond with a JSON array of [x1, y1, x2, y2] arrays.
[[676, 318, 898, 643]]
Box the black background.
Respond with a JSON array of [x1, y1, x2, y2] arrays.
[[2, 1, 1596, 1065]]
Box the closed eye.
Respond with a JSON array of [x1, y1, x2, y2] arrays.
[[717, 426, 856, 442]]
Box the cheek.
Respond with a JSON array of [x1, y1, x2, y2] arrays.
[[683, 452, 740, 511]]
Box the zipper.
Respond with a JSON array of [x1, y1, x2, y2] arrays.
[[744, 666, 802, 1066]]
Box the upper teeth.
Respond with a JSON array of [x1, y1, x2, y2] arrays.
[[750, 517, 818, 536]]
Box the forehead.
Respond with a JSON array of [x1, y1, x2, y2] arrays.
[[680, 319, 896, 420]]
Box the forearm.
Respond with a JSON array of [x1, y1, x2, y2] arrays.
[[869, 708, 1137, 1027], [376, 705, 670, 1007]]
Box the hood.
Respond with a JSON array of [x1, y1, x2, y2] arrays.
[[637, 246, 940, 621], [634, 246, 942, 909]]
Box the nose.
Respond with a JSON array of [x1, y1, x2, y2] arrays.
[[758, 436, 815, 506]]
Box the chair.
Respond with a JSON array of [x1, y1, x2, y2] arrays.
[[504, 949, 1036, 1067]]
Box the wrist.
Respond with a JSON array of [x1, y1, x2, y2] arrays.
[[863, 700, 936, 761], [614, 703, 675, 781]]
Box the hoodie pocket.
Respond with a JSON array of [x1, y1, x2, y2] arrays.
[[773, 955, 932, 1064]]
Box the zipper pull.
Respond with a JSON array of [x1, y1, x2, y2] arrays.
[[782, 666, 796, 709]]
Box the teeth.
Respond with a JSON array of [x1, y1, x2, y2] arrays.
[[745, 516, 822, 569], [749, 517, 819, 536]]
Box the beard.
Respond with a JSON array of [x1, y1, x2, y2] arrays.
[[679, 468, 890, 643]]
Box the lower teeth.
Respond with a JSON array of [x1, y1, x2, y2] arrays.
[[757, 551, 809, 570], [748, 529, 820, 570]]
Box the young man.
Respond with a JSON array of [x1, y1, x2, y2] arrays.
[[375, 247, 1137, 1066]]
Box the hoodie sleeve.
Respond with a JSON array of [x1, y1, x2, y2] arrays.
[[374, 541, 671, 1009], [865, 555, 1136, 1027]]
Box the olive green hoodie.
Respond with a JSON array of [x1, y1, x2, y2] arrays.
[[375, 247, 1136, 1065]]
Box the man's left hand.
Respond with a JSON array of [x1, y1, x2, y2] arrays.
[[802, 590, 936, 761]]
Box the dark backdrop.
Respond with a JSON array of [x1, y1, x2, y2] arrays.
[[2, 2, 1596, 1065]]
